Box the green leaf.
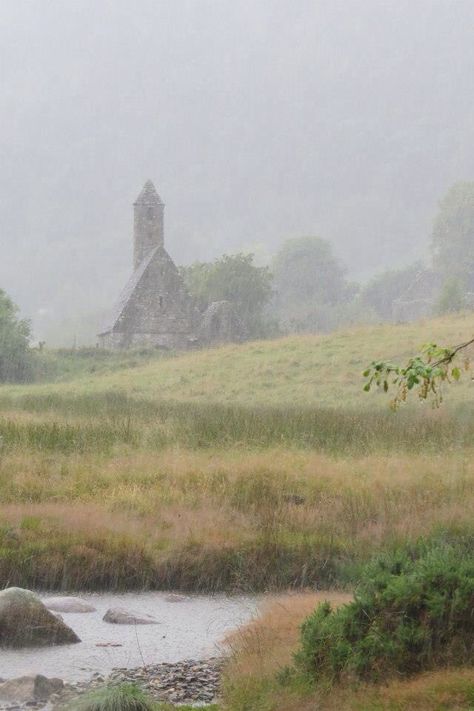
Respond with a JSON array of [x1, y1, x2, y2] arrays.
[[452, 366, 461, 381]]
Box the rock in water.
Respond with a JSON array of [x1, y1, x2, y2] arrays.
[[43, 596, 96, 613], [0, 587, 81, 647], [103, 607, 159, 625], [164, 593, 188, 603], [0, 675, 63, 703]]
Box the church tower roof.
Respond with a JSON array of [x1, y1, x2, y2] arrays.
[[134, 180, 164, 206]]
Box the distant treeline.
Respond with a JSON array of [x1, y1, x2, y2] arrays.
[[180, 181, 474, 337]]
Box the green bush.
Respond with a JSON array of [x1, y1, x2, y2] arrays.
[[0, 288, 33, 382], [297, 541, 474, 683], [73, 683, 154, 711]]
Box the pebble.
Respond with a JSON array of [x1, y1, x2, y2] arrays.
[[9, 657, 228, 709], [107, 658, 225, 704]]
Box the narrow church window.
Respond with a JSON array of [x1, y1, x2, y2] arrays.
[[159, 296, 164, 309], [147, 206, 154, 220]]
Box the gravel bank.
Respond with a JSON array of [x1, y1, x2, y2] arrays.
[[51, 657, 225, 708]]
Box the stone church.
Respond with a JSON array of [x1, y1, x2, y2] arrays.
[[98, 181, 242, 350]]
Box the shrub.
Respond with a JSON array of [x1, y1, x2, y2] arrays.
[[0, 288, 33, 382], [180, 253, 273, 338], [297, 541, 474, 683], [73, 683, 154, 711]]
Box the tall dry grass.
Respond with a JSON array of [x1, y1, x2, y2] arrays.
[[0, 336, 473, 590], [1, 444, 473, 590], [224, 592, 351, 677]]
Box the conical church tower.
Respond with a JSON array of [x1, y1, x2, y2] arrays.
[[133, 180, 164, 269], [98, 181, 199, 350]]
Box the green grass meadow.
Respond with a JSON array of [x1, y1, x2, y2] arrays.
[[0, 313, 473, 592]]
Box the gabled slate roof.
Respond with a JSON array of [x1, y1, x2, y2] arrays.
[[98, 247, 159, 336]]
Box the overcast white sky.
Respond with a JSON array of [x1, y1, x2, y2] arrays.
[[1, 0, 474, 341]]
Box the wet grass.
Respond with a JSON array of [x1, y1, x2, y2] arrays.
[[5, 311, 474, 409], [1, 314, 474, 592], [34, 347, 168, 384], [72, 683, 154, 711], [1, 392, 474, 455], [0, 441, 473, 590]]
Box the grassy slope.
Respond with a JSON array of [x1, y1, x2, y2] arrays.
[[0, 313, 473, 592], [3, 312, 474, 407]]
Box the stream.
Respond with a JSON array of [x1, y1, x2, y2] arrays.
[[0, 592, 259, 682]]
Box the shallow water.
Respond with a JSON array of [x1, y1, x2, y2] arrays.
[[0, 592, 259, 682]]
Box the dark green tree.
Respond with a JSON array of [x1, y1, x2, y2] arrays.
[[0, 289, 32, 382], [179, 261, 213, 312], [180, 253, 273, 338]]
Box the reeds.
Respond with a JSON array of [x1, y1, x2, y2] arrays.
[[0, 316, 473, 591], [0, 392, 473, 454], [0, 443, 473, 590]]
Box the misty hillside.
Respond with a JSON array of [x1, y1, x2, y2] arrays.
[[2, 0, 474, 341], [3, 311, 474, 408]]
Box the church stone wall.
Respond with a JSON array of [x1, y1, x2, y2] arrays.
[[99, 181, 244, 351], [101, 244, 199, 350], [133, 202, 164, 269], [99, 330, 194, 351]]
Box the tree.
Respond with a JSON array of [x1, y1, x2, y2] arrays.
[[432, 182, 474, 290], [435, 276, 465, 315], [273, 237, 347, 306], [271, 237, 353, 332], [179, 261, 213, 313], [0, 289, 33, 382], [360, 262, 423, 321], [180, 253, 273, 338]]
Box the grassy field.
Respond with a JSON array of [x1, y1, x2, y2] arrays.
[[5, 311, 474, 407], [2, 314, 474, 709], [0, 313, 473, 591]]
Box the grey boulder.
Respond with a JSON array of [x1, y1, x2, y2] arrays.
[[0, 675, 63, 703], [43, 596, 96, 613], [0, 587, 81, 647], [103, 607, 158, 625]]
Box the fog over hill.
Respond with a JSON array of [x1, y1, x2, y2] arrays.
[[1, 0, 474, 343]]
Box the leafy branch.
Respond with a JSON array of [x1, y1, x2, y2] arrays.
[[363, 338, 474, 408]]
